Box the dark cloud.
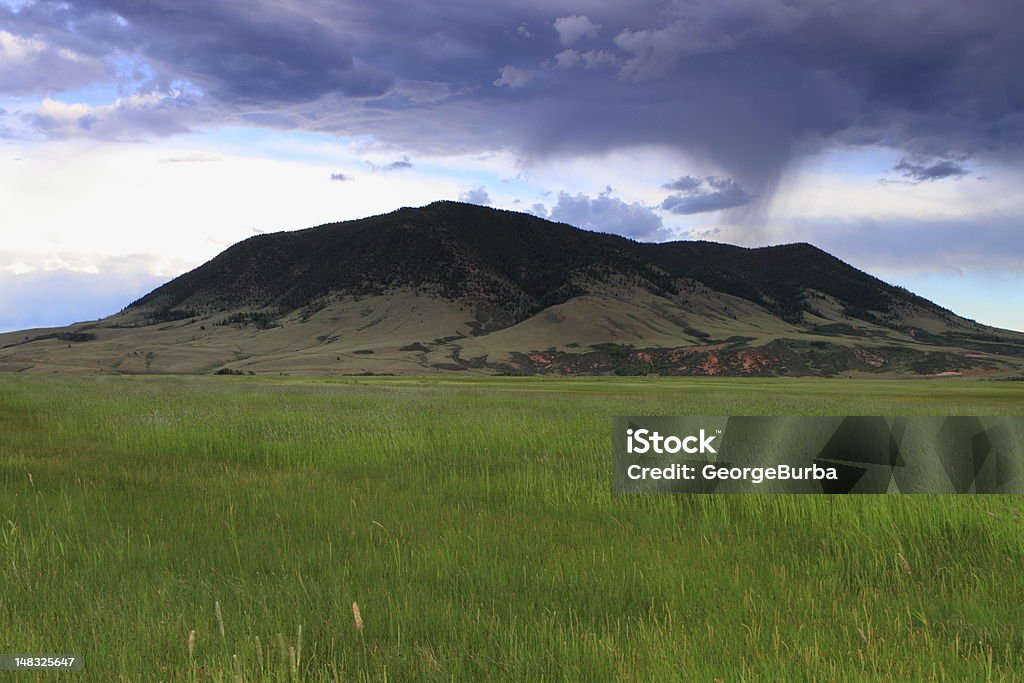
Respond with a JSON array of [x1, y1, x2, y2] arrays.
[[45, 1, 389, 104], [548, 191, 667, 241], [661, 176, 755, 214], [364, 157, 412, 172], [458, 186, 491, 205], [380, 158, 412, 171], [2, 0, 1023, 195], [893, 157, 969, 183], [663, 175, 702, 192], [330, 172, 352, 181]]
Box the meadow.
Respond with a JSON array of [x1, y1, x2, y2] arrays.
[[1, 374, 1023, 681]]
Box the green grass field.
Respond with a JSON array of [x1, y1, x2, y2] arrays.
[[1, 375, 1023, 681]]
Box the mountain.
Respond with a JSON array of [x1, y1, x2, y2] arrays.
[[2, 201, 1023, 377]]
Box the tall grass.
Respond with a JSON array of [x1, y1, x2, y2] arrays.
[[0, 375, 1022, 680]]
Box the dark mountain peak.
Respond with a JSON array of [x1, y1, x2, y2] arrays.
[[128, 202, 950, 331]]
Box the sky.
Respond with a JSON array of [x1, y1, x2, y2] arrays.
[[1, 0, 1022, 332]]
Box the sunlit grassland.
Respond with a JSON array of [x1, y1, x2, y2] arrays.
[[1, 374, 1023, 681]]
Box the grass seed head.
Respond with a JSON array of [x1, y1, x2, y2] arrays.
[[352, 601, 364, 631], [215, 600, 225, 638]]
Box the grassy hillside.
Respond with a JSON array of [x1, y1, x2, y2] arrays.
[[1, 375, 1023, 680], [3, 202, 1023, 377], [2, 286, 1022, 378]]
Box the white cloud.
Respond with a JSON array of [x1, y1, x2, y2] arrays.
[[0, 29, 44, 61], [549, 190, 668, 241], [768, 156, 1024, 223], [493, 65, 531, 88], [459, 186, 491, 205], [31, 92, 193, 139], [553, 15, 599, 47], [0, 137, 472, 275]]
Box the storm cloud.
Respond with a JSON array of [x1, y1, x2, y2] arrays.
[[893, 157, 970, 183], [661, 176, 755, 215], [2, 0, 1023, 195]]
